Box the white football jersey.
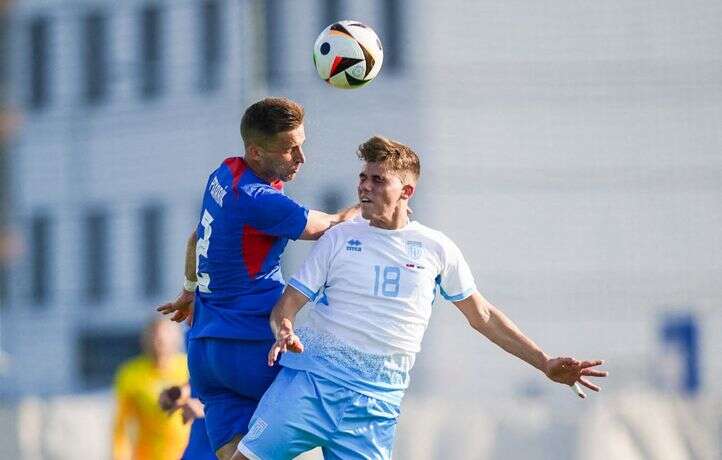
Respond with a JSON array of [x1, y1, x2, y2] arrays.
[[280, 218, 477, 404]]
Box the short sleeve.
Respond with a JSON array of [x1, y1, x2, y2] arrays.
[[287, 231, 337, 301], [245, 186, 309, 240], [113, 363, 131, 397], [437, 238, 477, 302]]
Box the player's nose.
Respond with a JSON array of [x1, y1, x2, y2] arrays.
[[294, 147, 305, 164], [358, 179, 371, 193]]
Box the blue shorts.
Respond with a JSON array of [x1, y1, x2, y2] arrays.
[[181, 417, 216, 460], [188, 337, 280, 452], [238, 367, 400, 460]]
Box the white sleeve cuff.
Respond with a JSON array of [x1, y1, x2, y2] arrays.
[[183, 278, 198, 292]]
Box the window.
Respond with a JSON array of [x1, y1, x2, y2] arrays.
[[0, 15, 9, 94], [198, 0, 222, 92], [79, 330, 141, 389], [28, 17, 50, 109], [382, 0, 402, 73], [83, 12, 108, 104], [321, 0, 342, 31], [0, 144, 8, 306], [139, 5, 162, 98], [30, 213, 51, 305], [139, 205, 163, 298], [264, 0, 283, 86], [84, 209, 109, 303], [0, 265, 7, 308]]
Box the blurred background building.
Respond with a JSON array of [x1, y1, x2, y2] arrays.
[[1, 0, 720, 458]]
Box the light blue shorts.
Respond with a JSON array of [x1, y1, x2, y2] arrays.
[[238, 367, 400, 460]]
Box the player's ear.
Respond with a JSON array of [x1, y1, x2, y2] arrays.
[[246, 143, 261, 161], [401, 184, 415, 200]]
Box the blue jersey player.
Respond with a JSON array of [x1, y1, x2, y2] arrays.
[[158, 97, 358, 459], [232, 136, 608, 460]]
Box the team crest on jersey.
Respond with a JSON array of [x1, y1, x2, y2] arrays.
[[346, 239, 362, 252], [407, 241, 423, 259]]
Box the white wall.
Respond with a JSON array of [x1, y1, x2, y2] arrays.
[[410, 0, 722, 400]]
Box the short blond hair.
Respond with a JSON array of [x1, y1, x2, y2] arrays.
[[356, 136, 421, 182], [240, 97, 305, 148]]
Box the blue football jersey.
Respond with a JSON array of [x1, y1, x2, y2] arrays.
[[189, 157, 309, 340]]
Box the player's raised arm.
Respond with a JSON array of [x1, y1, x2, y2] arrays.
[[267, 286, 311, 366], [453, 291, 608, 397], [298, 204, 360, 240]]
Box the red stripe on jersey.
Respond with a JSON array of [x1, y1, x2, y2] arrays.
[[242, 224, 278, 278], [223, 157, 247, 193], [271, 180, 283, 191]]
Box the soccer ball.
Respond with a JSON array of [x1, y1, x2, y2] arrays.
[[313, 20, 383, 89]]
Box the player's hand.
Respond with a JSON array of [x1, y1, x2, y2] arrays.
[[158, 384, 189, 413], [544, 358, 608, 398], [157, 289, 195, 325], [179, 398, 205, 424], [268, 318, 304, 366]]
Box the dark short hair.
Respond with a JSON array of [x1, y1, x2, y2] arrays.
[[356, 136, 421, 181], [240, 97, 305, 147]]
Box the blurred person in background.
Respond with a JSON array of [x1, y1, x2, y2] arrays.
[[157, 96, 359, 459], [157, 326, 216, 460], [159, 382, 216, 460], [112, 318, 189, 460]]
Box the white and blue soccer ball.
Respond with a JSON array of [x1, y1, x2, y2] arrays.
[[313, 20, 384, 89]]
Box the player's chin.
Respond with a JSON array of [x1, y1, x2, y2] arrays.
[[282, 170, 299, 182], [360, 206, 375, 220]]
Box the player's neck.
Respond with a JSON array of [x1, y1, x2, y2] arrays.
[[369, 207, 410, 230], [243, 155, 279, 184], [150, 353, 172, 370]]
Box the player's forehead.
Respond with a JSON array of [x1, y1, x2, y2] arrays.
[[359, 162, 399, 180], [268, 124, 305, 149]]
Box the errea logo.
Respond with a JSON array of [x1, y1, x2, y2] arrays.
[[346, 239, 362, 252]]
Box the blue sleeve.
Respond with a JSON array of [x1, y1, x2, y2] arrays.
[[245, 186, 309, 240]]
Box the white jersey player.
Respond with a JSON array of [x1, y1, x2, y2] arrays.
[[233, 136, 608, 460]]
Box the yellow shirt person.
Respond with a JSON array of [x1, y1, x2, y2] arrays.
[[112, 319, 190, 460]]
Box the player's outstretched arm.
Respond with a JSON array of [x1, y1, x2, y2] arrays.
[[298, 204, 360, 240], [157, 231, 197, 323], [453, 292, 608, 397], [267, 286, 310, 365]]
